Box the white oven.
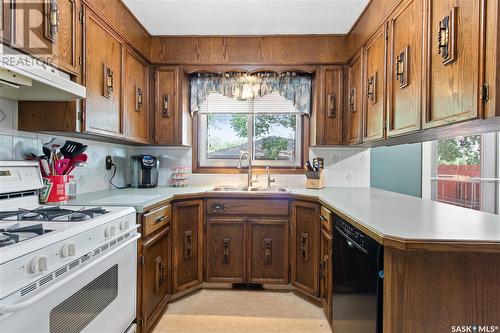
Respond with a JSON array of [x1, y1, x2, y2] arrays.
[[0, 232, 140, 333]]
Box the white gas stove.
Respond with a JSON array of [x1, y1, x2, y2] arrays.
[[0, 161, 139, 333]]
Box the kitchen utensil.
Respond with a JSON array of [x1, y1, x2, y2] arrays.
[[39, 159, 51, 177], [54, 159, 70, 176], [63, 153, 88, 175], [60, 140, 87, 158]]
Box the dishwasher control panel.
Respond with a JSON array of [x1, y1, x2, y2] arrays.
[[335, 216, 368, 252]]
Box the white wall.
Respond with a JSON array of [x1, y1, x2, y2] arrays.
[[0, 98, 131, 194]]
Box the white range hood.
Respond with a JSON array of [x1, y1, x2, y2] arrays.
[[0, 45, 86, 101]]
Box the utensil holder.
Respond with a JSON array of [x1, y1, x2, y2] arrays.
[[305, 170, 325, 189], [40, 175, 69, 203]]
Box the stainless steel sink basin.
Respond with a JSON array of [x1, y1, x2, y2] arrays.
[[248, 187, 289, 192], [212, 186, 248, 192]]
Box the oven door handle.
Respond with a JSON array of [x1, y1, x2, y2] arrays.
[[0, 233, 140, 315]]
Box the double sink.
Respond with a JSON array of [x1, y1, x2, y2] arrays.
[[212, 186, 289, 193]]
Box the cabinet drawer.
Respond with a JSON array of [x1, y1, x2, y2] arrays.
[[207, 199, 289, 216], [143, 204, 171, 237], [320, 206, 332, 234]]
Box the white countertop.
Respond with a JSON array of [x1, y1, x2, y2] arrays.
[[68, 186, 500, 244]]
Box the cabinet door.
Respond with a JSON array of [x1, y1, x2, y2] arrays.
[[346, 53, 363, 145], [83, 10, 123, 138], [423, 0, 485, 128], [317, 66, 344, 145], [291, 201, 320, 296], [206, 218, 245, 283], [1, 0, 11, 44], [387, 0, 423, 136], [124, 48, 150, 143], [247, 219, 288, 284], [320, 228, 333, 323], [155, 66, 181, 145], [51, 0, 79, 74], [363, 26, 387, 142], [141, 226, 171, 330], [172, 200, 203, 294]]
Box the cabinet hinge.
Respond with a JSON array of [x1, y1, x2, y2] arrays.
[[79, 10, 84, 24], [78, 56, 82, 66], [384, 22, 389, 41], [137, 318, 144, 328], [139, 255, 144, 266], [480, 84, 489, 103], [77, 111, 84, 123], [288, 224, 292, 234]]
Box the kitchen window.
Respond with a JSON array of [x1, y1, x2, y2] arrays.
[[423, 132, 499, 214], [191, 72, 311, 170]]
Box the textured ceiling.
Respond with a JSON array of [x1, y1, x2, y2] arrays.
[[122, 0, 369, 36]]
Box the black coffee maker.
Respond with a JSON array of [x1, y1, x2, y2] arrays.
[[131, 155, 159, 188]]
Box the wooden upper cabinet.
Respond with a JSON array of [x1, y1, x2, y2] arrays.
[[346, 52, 363, 145], [387, 0, 423, 137], [423, 0, 485, 128], [154, 66, 182, 145], [363, 26, 387, 142], [291, 201, 320, 297], [205, 218, 245, 284], [124, 48, 150, 143], [316, 66, 344, 145], [172, 200, 204, 294], [83, 10, 123, 138], [1, 0, 11, 44], [51, 0, 79, 75]]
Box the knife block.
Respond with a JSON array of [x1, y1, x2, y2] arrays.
[[305, 170, 325, 189]]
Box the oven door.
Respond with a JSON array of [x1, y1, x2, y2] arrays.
[[0, 235, 139, 333]]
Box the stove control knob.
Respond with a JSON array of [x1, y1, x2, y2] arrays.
[[105, 225, 116, 238], [119, 220, 130, 231], [61, 244, 76, 258], [28, 256, 48, 274]]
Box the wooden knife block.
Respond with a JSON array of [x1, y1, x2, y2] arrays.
[[305, 170, 325, 189]]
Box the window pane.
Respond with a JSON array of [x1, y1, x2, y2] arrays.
[[435, 135, 481, 210], [207, 114, 248, 159], [253, 114, 296, 161]]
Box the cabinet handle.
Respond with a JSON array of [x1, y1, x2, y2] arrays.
[[264, 238, 272, 265], [319, 258, 324, 280], [184, 230, 193, 259], [222, 238, 230, 264], [103, 64, 114, 98], [437, 7, 457, 65], [155, 215, 167, 224], [154, 256, 162, 291], [319, 215, 326, 222], [44, 0, 59, 42], [327, 94, 336, 118], [395, 46, 409, 88], [135, 85, 144, 112], [162, 95, 170, 118], [209, 203, 225, 214], [348, 88, 356, 113], [160, 262, 166, 286], [300, 232, 309, 261], [367, 72, 377, 104]]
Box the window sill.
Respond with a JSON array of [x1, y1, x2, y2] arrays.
[[192, 166, 305, 174]]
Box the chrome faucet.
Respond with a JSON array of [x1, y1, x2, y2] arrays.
[[238, 151, 257, 188], [266, 166, 275, 188]]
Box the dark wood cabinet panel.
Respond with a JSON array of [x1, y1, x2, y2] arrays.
[[316, 66, 344, 145], [1, 0, 11, 44], [140, 226, 171, 332], [291, 201, 320, 297], [206, 218, 245, 283], [346, 52, 363, 145], [83, 10, 123, 137], [154, 66, 182, 145], [363, 26, 387, 142], [423, 0, 485, 128], [247, 219, 288, 284], [387, 0, 423, 137], [124, 48, 150, 143], [172, 200, 204, 294], [320, 227, 333, 323]]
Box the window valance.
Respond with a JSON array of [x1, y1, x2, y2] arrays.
[[190, 72, 312, 116]]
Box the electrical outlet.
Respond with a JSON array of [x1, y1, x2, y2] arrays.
[[105, 155, 113, 170]]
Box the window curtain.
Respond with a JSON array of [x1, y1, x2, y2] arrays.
[[190, 72, 312, 116]]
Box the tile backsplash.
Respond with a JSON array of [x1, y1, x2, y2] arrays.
[[0, 97, 370, 194]]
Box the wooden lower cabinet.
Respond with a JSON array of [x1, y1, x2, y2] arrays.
[[247, 219, 289, 284], [291, 201, 320, 297], [139, 226, 171, 333], [172, 200, 204, 294], [319, 227, 333, 323], [206, 218, 245, 283]]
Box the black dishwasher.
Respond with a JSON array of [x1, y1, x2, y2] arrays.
[[332, 215, 384, 333]]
